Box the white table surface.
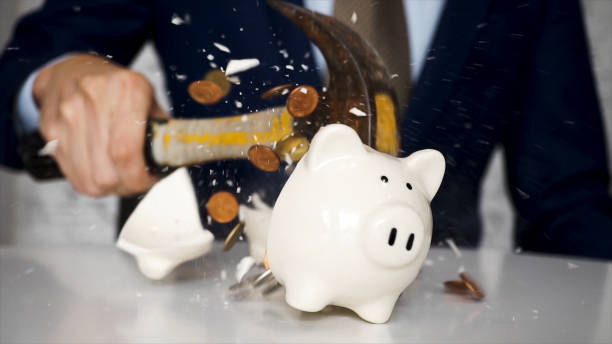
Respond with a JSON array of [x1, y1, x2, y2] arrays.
[[1, 242, 611, 343]]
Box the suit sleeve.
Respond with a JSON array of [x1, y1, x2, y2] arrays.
[[0, 0, 153, 168], [503, 0, 612, 259]]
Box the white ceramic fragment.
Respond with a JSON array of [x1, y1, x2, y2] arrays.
[[117, 168, 214, 280], [349, 107, 368, 117], [240, 193, 273, 263], [225, 58, 260, 76], [38, 139, 58, 156], [267, 124, 445, 323], [213, 42, 231, 53]]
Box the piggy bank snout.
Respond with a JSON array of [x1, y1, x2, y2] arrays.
[[361, 205, 426, 269]]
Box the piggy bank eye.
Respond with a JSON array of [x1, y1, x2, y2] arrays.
[[406, 182, 412, 190], [380, 175, 389, 183]]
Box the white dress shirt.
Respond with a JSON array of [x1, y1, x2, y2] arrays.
[[16, 0, 444, 133]]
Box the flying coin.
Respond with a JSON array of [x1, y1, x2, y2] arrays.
[[261, 83, 294, 100], [276, 135, 310, 163], [459, 272, 486, 299], [248, 145, 281, 172], [205, 69, 231, 97], [188, 80, 223, 105], [286, 85, 319, 118], [223, 221, 245, 251], [206, 191, 239, 223]]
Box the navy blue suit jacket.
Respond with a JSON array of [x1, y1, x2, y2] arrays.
[[1, 0, 611, 259]]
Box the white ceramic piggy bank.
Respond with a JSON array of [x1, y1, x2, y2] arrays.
[[267, 124, 445, 323]]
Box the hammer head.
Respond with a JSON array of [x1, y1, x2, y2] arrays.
[[267, 0, 400, 155]]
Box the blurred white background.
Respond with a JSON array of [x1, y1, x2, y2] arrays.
[[1, 0, 611, 249]]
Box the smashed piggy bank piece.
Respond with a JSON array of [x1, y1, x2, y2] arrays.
[[267, 124, 445, 323], [239, 193, 273, 263], [117, 168, 214, 280]]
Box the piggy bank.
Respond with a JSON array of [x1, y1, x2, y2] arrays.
[[267, 124, 445, 323]]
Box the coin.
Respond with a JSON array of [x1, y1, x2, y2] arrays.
[[188, 80, 223, 105], [261, 281, 282, 296], [275, 135, 310, 163], [263, 251, 270, 270], [248, 145, 281, 172], [205, 69, 231, 97], [459, 272, 486, 299], [206, 191, 239, 223], [223, 221, 245, 251], [261, 83, 294, 100], [286, 85, 319, 118], [443, 280, 470, 294]]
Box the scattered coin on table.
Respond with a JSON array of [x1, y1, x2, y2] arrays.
[[287, 85, 319, 117], [261, 83, 294, 100], [443, 272, 485, 299], [443, 280, 470, 294], [223, 221, 246, 251], [248, 145, 281, 172], [459, 272, 486, 299], [206, 191, 239, 223], [188, 80, 223, 105]]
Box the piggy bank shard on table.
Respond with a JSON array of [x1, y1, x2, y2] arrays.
[[267, 124, 445, 323]]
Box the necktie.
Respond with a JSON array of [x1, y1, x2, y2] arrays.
[[333, 0, 412, 112]]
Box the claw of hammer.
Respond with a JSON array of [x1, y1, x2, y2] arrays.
[[267, 0, 400, 155]]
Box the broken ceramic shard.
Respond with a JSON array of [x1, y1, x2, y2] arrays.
[[267, 124, 445, 323], [239, 193, 272, 263], [117, 168, 214, 280], [225, 58, 260, 76]]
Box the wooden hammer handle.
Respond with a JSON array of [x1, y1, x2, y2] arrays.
[[18, 106, 291, 180]]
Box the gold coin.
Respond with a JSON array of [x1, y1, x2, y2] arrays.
[[205, 69, 231, 97], [264, 251, 270, 270], [275, 135, 310, 163], [223, 221, 245, 251], [443, 280, 470, 294], [206, 191, 239, 223], [188, 80, 223, 105], [286, 85, 319, 118], [248, 145, 281, 172], [459, 272, 486, 299], [261, 83, 294, 100]]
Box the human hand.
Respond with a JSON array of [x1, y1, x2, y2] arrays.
[[33, 54, 168, 196]]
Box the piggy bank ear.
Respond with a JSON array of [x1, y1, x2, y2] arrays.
[[305, 124, 366, 170], [402, 149, 445, 201]]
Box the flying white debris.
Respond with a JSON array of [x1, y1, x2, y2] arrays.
[[225, 58, 260, 76], [235, 100, 243, 109], [299, 87, 308, 94], [351, 11, 358, 24], [171, 13, 190, 26], [349, 107, 368, 117], [285, 65, 294, 70], [445, 238, 463, 258], [38, 139, 58, 156], [213, 42, 231, 53], [235, 256, 256, 282], [228, 76, 241, 85]]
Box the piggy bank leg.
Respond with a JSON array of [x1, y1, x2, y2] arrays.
[[284, 279, 330, 313], [353, 295, 400, 324]]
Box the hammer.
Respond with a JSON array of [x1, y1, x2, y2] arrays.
[[19, 0, 400, 180]]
